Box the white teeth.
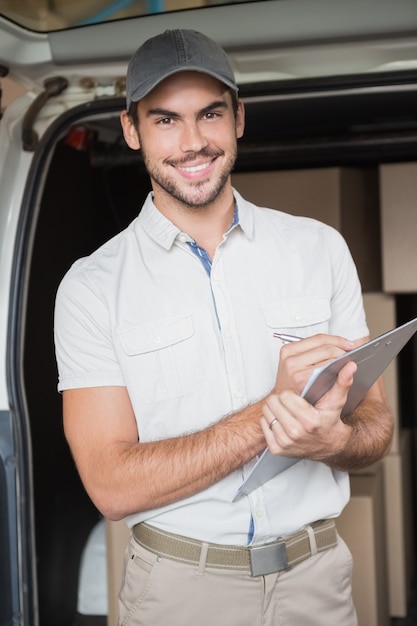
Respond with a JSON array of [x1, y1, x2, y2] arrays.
[[178, 161, 211, 173]]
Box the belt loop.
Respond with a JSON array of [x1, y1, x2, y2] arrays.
[[306, 525, 317, 556], [198, 542, 210, 575]]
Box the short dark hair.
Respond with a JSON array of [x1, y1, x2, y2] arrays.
[[128, 101, 139, 129]]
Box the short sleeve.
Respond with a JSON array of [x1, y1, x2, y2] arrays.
[[54, 263, 125, 391], [325, 226, 369, 340]]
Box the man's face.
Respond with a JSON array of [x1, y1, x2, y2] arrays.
[[124, 71, 244, 210]]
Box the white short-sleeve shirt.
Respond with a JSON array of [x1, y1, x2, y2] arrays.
[[54, 189, 368, 545]]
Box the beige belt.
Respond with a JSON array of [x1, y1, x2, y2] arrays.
[[132, 518, 337, 577]]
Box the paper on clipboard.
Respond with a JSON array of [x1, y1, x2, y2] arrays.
[[233, 316, 417, 502]]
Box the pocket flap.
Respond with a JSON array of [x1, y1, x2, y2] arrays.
[[262, 298, 331, 329], [118, 316, 194, 355]]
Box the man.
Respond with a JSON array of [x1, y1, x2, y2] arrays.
[[54, 29, 393, 626]]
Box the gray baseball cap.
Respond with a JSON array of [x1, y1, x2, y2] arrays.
[[126, 29, 238, 109]]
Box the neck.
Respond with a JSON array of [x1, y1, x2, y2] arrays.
[[153, 184, 235, 257]]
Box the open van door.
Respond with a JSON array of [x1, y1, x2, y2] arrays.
[[1, 1, 417, 625]]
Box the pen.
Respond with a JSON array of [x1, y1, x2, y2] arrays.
[[273, 333, 303, 343]]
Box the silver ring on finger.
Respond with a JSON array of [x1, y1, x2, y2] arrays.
[[269, 418, 279, 430]]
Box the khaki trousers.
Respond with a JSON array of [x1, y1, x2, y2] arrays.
[[118, 531, 357, 626]]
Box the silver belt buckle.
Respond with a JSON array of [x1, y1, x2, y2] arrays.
[[249, 540, 289, 577]]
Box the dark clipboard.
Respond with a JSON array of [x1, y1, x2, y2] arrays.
[[233, 316, 417, 502]]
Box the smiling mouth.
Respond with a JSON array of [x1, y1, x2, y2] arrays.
[[168, 149, 223, 174], [176, 161, 213, 174]]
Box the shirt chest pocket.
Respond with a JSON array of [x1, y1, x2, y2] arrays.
[[261, 297, 331, 337], [117, 315, 202, 403]]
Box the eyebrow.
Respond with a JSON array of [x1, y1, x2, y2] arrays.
[[146, 100, 229, 119]]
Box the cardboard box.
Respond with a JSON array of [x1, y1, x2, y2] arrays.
[[382, 431, 415, 617], [380, 162, 417, 292], [337, 465, 389, 626]]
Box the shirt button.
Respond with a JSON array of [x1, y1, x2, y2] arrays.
[[178, 233, 187, 243], [235, 388, 244, 398], [255, 509, 264, 517], [154, 336, 162, 344], [295, 314, 303, 322]]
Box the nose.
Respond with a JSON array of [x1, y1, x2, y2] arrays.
[[179, 120, 208, 153]]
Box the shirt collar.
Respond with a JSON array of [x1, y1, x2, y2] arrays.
[[137, 188, 254, 250]]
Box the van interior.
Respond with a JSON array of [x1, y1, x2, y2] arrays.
[[13, 71, 417, 625]]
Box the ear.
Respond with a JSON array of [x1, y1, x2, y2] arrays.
[[235, 100, 245, 140], [120, 110, 141, 150]]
